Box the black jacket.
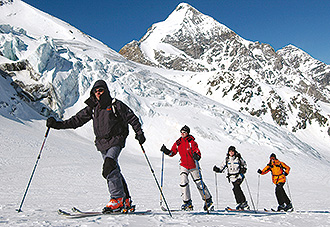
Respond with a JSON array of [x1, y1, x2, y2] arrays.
[[58, 80, 143, 151]]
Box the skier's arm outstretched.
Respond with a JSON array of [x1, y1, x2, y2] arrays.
[[160, 142, 178, 157], [257, 165, 271, 175], [213, 159, 227, 173], [46, 106, 93, 130]]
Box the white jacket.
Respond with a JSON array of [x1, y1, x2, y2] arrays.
[[219, 155, 247, 183]]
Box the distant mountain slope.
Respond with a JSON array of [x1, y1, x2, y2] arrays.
[[119, 3, 330, 136], [0, 0, 329, 161]]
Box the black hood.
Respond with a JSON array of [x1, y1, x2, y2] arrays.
[[85, 80, 112, 108]]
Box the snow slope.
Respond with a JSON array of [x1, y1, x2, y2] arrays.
[[1, 60, 330, 226], [0, 1, 330, 226], [1, 107, 330, 226]]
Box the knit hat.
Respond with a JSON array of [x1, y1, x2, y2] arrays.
[[180, 125, 190, 134], [270, 153, 277, 159]]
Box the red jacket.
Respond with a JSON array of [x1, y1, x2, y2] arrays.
[[170, 135, 201, 170]]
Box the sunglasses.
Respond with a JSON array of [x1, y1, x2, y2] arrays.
[[94, 88, 104, 93]]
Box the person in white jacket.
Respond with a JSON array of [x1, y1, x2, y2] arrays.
[[213, 146, 249, 210]]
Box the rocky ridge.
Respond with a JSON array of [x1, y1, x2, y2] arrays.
[[119, 3, 330, 135]]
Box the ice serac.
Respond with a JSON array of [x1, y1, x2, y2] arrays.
[[119, 3, 330, 136], [0, 0, 129, 117], [0, 0, 329, 159]]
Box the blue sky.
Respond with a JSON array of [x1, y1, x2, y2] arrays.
[[23, 0, 330, 64]]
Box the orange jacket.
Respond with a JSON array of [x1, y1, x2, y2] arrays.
[[260, 159, 290, 184]]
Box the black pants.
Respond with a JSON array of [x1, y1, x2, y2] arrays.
[[275, 183, 290, 205], [232, 179, 246, 204], [122, 178, 130, 199]]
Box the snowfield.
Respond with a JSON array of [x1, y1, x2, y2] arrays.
[[1, 112, 330, 226], [0, 0, 329, 226]]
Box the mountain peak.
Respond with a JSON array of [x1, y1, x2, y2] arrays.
[[0, 0, 14, 6], [120, 2, 235, 68], [174, 2, 199, 14], [169, 2, 216, 28], [119, 3, 330, 137]]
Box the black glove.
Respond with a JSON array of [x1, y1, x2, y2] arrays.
[[135, 133, 146, 145], [160, 144, 171, 155], [46, 117, 62, 129], [283, 171, 288, 176], [240, 167, 247, 174], [192, 152, 201, 161], [213, 165, 221, 173], [257, 169, 262, 174]]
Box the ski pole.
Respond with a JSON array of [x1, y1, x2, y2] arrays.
[[256, 174, 260, 210], [215, 172, 219, 210], [140, 144, 172, 217], [195, 160, 209, 213], [286, 177, 293, 204], [244, 176, 257, 213], [17, 127, 50, 212], [160, 151, 165, 207]]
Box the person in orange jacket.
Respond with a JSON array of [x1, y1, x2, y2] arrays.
[[257, 153, 293, 211]]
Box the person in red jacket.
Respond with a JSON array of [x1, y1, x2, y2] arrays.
[[257, 153, 293, 211], [161, 125, 213, 211]]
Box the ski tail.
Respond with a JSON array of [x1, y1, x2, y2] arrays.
[[161, 205, 182, 212]]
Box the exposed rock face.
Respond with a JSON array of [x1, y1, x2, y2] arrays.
[[119, 40, 156, 67], [119, 3, 330, 134]]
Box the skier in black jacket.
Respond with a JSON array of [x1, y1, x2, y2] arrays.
[[46, 79, 146, 213]]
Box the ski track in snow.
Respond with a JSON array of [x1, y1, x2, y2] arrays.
[[1, 116, 330, 226], [0, 1, 330, 226]]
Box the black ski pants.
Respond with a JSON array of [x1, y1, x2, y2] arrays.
[[232, 179, 246, 204], [275, 182, 291, 205]]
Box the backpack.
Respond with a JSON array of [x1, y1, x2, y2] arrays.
[[225, 153, 246, 181], [268, 159, 284, 176]]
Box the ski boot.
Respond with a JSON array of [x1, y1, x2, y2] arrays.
[[122, 197, 136, 213], [284, 203, 293, 212], [203, 198, 214, 211], [181, 199, 193, 211], [102, 197, 124, 214], [236, 201, 249, 210], [277, 204, 286, 211], [240, 201, 250, 210]]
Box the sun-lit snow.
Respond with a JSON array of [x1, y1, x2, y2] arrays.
[[0, 1, 329, 226]]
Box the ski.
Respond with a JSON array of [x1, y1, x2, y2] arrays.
[[225, 207, 253, 212], [295, 210, 330, 214], [225, 207, 279, 215], [58, 207, 152, 218], [161, 205, 214, 212], [206, 205, 215, 212], [160, 205, 182, 212], [263, 208, 293, 213], [263, 208, 329, 214]]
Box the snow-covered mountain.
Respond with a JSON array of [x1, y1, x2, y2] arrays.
[[1, 1, 330, 226], [120, 3, 330, 137], [1, 0, 329, 157]]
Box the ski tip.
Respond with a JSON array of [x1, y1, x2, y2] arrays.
[[160, 206, 167, 212], [72, 207, 80, 212], [58, 209, 71, 216]]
